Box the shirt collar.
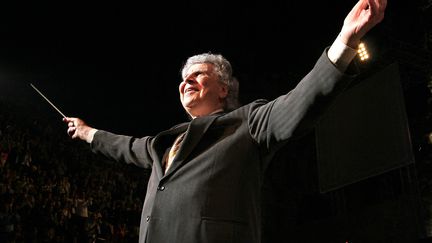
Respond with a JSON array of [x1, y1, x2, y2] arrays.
[[191, 108, 224, 119]]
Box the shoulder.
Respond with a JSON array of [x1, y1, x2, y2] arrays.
[[215, 99, 271, 121]]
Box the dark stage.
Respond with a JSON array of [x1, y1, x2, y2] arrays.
[[0, 0, 431, 242]]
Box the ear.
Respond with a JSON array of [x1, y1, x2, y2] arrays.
[[219, 83, 228, 99]]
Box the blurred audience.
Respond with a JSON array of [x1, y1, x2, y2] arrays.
[[0, 100, 147, 242]]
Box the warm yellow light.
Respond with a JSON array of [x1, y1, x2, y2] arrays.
[[357, 42, 369, 62]]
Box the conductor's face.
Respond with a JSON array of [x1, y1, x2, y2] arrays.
[[179, 63, 228, 118]]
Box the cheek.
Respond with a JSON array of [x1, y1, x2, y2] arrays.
[[179, 82, 187, 100], [179, 82, 185, 93], [178, 83, 185, 103]]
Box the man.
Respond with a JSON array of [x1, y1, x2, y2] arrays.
[[63, 0, 387, 242]]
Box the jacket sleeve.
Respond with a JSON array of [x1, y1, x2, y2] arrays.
[[90, 130, 154, 169], [248, 47, 357, 152]]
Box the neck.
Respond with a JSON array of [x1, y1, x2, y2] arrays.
[[190, 108, 224, 119]]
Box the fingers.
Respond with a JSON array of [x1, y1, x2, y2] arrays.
[[67, 126, 77, 137], [67, 120, 75, 128], [375, 0, 387, 23], [63, 117, 75, 128], [370, 0, 387, 13], [62, 117, 82, 138], [341, 0, 387, 47], [357, 0, 369, 12], [63, 117, 74, 125], [367, 0, 386, 22], [62, 117, 94, 142]]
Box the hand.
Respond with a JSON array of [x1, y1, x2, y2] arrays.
[[339, 0, 387, 48], [62, 117, 97, 143]]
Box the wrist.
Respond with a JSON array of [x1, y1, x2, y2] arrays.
[[85, 128, 98, 143], [327, 34, 357, 72], [338, 31, 360, 49]]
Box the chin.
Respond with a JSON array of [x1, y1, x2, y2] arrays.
[[182, 103, 195, 114], [182, 97, 198, 108]]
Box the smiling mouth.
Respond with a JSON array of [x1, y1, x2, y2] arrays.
[[185, 88, 198, 94]]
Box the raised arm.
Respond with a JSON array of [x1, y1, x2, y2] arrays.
[[249, 0, 387, 150]]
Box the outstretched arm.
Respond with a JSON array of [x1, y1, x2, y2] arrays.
[[62, 117, 153, 168], [249, 0, 387, 149]]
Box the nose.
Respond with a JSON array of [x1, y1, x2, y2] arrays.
[[185, 79, 195, 84]]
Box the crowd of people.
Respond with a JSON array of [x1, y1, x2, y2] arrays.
[[0, 99, 149, 242]]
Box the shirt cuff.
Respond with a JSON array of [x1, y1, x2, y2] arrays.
[[327, 34, 357, 72], [87, 128, 98, 143]]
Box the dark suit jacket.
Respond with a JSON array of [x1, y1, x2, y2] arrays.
[[91, 48, 356, 243]]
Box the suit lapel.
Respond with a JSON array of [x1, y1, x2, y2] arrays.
[[163, 114, 219, 178], [152, 123, 189, 179]]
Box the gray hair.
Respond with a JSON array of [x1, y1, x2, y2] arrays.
[[181, 53, 240, 111]]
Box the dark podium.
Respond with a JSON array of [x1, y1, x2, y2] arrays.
[[262, 63, 423, 243]]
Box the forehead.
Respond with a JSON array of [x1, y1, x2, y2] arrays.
[[184, 63, 215, 76]]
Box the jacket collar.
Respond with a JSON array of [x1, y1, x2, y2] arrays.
[[153, 113, 221, 180]]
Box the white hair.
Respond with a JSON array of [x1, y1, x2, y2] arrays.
[[181, 53, 240, 111]]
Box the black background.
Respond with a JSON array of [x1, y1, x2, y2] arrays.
[[1, 1, 431, 241], [1, 0, 424, 137]]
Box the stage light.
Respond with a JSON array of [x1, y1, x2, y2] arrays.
[[357, 42, 369, 62]]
